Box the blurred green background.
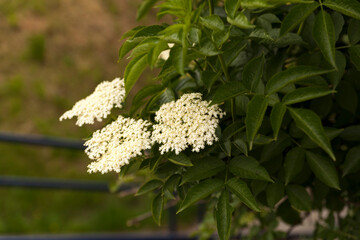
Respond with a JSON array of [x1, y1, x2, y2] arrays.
[[0, 0, 176, 234]]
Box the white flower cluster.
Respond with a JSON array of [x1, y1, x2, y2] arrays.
[[60, 78, 125, 126], [152, 93, 225, 154], [84, 116, 152, 174]]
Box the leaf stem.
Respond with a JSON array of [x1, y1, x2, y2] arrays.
[[208, 0, 214, 16]]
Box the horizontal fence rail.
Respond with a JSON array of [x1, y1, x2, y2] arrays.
[[0, 132, 85, 149], [0, 176, 133, 192]]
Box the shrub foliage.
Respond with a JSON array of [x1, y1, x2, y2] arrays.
[[121, 0, 360, 238]]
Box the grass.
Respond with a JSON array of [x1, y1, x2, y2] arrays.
[[0, 0, 197, 234]]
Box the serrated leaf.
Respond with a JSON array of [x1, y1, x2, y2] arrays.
[[163, 174, 181, 199], [280, 2, 319, 36], [217, 190, 233, 240], [300, 127, 343, 149], [348, 19, 360, 45], [282, 87, 335, 105], [327, 51, 346, 89], [323, 0, 360, 20], [181, 157, 225, 185], [289, 108, 335, 160], [136, 179, 163, 196], [229, 156, 273, 182], [349, 45, 360, 71], [245, 95, 269, 150], [313, 10, 336, 68], [233, 138, 248, 156], [152, 193, 164, 226], [284, 147, 305, 185], [171, 45, 186, 75], [221, 121, 244, 141], [200, 15, 224, 32], [119, 38, 143, 59], [306, 151, 340, 190], [266, 182, 285, 208], [136, 0, 159, 21], [168, 152, 193, 166], [220, 140, 232, 157], [210, 81, 247, 105], [242, 54, 265, 92], [132, 84, 164, 108], [197, 40, 222, 56], [124, 54, 148, 95], [270, 102, 286, 140], [265, 66, 332, 95], [225, 0, 241, 19], [260, 132, 291, 162], [226, 178, 261, 212], [343, 145, 360, 176], [177, 179, 223, 213], [227, 12, 255, 29], [201, 71, 222, 92], [286, 185, 312, 211]]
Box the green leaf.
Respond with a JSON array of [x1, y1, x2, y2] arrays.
[[280, 2, 319, 36], [300, 127, 343, 149], [132, 84, 164, 108], [136, 179, 163, 196], [136, 0, 159, 21], [124, 54, 148, 95], [210, 81, 247, 105], [323, 0, 360, 20], [217, 190, 233, 240], [288, 108, 335, 160], [286, 185, 312, 211], [227, 12, 255, 29], [343, 145, 360, 176], [221, 121, 244, 141], [201, 71, 222, 92], [260, 133, 291, 162], [177, 179, 223, 213], [181, 157, 225, 185], [282, 87, 335, 105], [245, 95, 269, 150], [200, 15, 224, 32], [163, 174, 181, 199], [336, 81, 358, 115], [265, 66, 332, 95], [197, 40, 222, 56], [266, 182, 285, 208], [226, 178, 261, 212], [242, 54, 265, 92], [171, 45, 186, 75], [225, 0, 241, 19], [284, 147, 305, 185], [233, 138, 248, 156], [306, 151, 340, 190], [220, 140, 232, 157], [327, 51, 346, 89], [229, 156, 273, 182], [313, 10, 336, 68], [349, 45, 360, 71], [119, 38, 143, 59], [270, 102, 286, 140], [168, 152, 193, 166], [152, 193, 164, 226], [348, 19, 360, 45]]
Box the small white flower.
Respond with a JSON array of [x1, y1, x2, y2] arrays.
[[152, 93, 225, 154], [158, 43, 174, 61], [85, 116, 152, 174], [60, 78, 125, 126]]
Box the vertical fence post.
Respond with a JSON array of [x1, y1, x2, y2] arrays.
[[168, 204, 177, 233]]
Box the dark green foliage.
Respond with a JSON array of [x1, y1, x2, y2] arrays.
[[120, 0, 360, 238]]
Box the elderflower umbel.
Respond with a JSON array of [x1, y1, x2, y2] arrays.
[[60, 78, 125, 126], [84, 116, 152, 174], [152, 93, 225, 154]]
